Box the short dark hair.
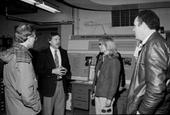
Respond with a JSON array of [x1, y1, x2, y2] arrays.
[[137, 10, 160, 30], [48, 32, 60, 41]]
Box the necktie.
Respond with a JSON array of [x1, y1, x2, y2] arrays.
[[55, 50, 59, 68]]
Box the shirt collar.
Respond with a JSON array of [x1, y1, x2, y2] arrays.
[[133, 31, 155, 59], [50, 46, 59, 52], [141, 31, 155, 45]]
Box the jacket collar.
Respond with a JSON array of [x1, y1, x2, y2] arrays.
[[141, 31, 155, 46], [134, 32, 158, 59]]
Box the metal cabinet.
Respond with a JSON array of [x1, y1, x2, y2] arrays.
[[71, 81, 92, 114]]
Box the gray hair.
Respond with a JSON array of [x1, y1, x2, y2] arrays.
[[15, 23, 35, 43]]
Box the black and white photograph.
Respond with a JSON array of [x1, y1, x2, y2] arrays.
[[0, 0, 170, 115]]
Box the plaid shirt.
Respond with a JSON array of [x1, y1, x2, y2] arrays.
[[0, 43, 32, 63]]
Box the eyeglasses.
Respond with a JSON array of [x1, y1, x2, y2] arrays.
[[98, 43, 102, 46]]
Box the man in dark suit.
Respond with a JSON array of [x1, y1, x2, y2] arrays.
[[36, 32, 71, 115]]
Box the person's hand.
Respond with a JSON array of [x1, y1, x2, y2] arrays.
[[91, 92, 95, 106], [52, 67, 61, 75], [52, 66, 67, 76], [91, 92, 95, 99], [60, 66, 67, 76], [105, 99, 112, 107], [33, 101, 41, 112], [136, 111, 140, 114]]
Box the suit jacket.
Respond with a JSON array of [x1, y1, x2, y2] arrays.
[[36, 47, 71, 97]]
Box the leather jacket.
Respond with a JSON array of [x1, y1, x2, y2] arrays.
[[126, 32, 170, 114]]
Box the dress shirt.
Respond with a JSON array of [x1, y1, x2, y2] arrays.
[[50, 46, 62, 67]]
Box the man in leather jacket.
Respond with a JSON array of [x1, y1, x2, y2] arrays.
[[126, 10, 170, 114]]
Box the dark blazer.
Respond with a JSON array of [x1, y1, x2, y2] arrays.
[[36, 47, 71, 97]]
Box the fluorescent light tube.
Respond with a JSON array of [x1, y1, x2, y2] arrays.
[[20, 0, 60, 13], [37, 2, 60, 13], [20, 0, 37, 5]]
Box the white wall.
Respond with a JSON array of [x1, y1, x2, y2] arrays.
[[0, 3, 170, 47], [74, 8, 170, 35], [61, 25, 72, 49], [69, 8, 170, 82]]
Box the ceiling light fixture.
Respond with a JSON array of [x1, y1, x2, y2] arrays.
[[20, 0, 60, 13]]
